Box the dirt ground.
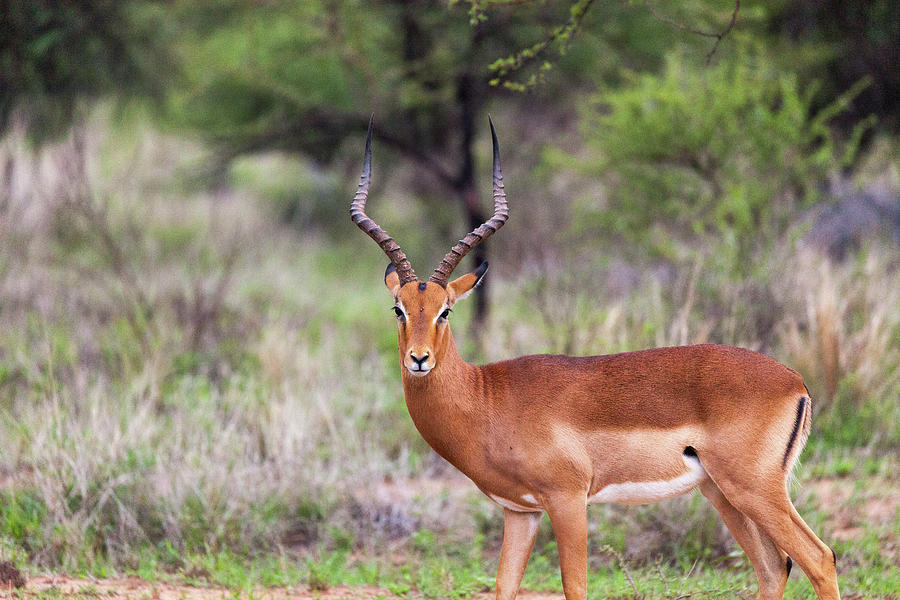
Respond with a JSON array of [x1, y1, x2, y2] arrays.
[[14, 575, 564, 599], [805, 475, 898, 543], [20, 575, 385, 599]]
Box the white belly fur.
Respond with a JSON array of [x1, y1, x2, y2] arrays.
[[489, 493, 540, 512], [588, 453, 707, 505], [486, 454, 707, 511]]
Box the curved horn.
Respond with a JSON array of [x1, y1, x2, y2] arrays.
[[350, 116, 417, 285], [430, 117, 509, 287]]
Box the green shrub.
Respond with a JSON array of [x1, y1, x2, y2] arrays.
[[563, 44, 871, 273]]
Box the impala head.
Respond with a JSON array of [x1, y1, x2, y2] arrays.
[[351, 115, 508, 377], [384, 262, 487, 376]]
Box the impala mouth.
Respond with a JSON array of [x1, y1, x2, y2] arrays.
[[406, 364, 432, 377]]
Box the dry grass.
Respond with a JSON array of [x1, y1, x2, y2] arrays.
[[780, 249, 900, 434], [485, 244, 899, 441], [0, 114, 897, 574], [0, 115, 419, 567]]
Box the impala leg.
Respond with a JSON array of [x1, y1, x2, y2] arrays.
[[495, 509, 542, 600], [744, 494, 840, 600], [545, 495, 588, 600], [699, 478, 789, 600], [703, 466, 840, 600]]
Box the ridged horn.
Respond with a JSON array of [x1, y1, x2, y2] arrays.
[[429, 117, 509, 287], [350, 115, 417, 285]]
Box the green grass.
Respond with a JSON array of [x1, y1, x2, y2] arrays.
[[22, 521, 894, 599], [4, 453, 897, 598]]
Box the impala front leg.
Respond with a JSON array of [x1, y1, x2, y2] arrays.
[[546, 495, 588, 600], [496, 509, 542, 600]]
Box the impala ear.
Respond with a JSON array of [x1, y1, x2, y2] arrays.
[[448, 262, 488, 302], [384, 263, 401, 295]]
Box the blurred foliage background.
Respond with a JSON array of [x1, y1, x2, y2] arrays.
[[0, 0, 898, 596]]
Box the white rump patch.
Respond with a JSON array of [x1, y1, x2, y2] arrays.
[[588, 454, 707, 505], [521, 493, 538, 504]]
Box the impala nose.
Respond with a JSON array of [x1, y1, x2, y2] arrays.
[[409, 351, 429, 368]]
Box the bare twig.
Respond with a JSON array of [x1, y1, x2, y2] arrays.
[[53, 127, 155, 351], [655, 554, 671, 596], [682, 555, 700, 584], [600, 545, 640, 597], [188, 235, 241, 351], [646, 0, 740, 64], [705, 0, 740, 64], [646, 6, 719, 38]]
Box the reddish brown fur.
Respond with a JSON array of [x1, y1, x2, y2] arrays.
[[384, 270, 839, 600]]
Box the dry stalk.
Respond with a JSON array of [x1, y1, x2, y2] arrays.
[[600, 544, 641, 598], [51, 126, 156, 352], [655, 554, 671, 596]]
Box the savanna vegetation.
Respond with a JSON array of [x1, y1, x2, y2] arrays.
[[1, 1, 898, 598]]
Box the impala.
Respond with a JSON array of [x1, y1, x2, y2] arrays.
[[350, 118, 840, 600]]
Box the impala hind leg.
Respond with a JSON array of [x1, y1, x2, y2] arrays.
[[742, 493, 840, 600], [698, 478, 789, 600], [495, 509, 542, 600], [545, 495, 588, 600], [701, 464, 840, 599]]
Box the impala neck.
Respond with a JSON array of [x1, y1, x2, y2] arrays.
[[399, 329, 484, 466]]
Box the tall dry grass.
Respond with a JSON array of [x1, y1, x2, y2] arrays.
[[778, 249, 900, 445]]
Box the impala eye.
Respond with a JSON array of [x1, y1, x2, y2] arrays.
[[393, 306, 405, 321], [438, 308, 451, 321]]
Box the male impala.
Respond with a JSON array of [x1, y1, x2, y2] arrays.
[[350, 118, 840, 600]]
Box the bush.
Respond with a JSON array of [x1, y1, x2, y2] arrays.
[[563, 45, 871, 273]]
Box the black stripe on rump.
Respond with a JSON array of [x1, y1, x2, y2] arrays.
[[782, 397, 808, 470]]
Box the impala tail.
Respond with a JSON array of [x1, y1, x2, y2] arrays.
[[782, 395, 812, 472]]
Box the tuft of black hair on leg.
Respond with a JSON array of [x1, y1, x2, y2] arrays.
[[786, 556, 793, 576]]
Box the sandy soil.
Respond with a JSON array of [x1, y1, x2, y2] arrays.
[[18, 575, 563, 600], [20, 575, 387, 599]]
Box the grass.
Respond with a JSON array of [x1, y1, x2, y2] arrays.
[[10, 480, 899, 598], [0, 112, 898, 598]]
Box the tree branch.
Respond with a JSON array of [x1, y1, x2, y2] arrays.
[[646, 0, 740, 64], [212, 109, 459, 191], [487, 0, 596, 90]]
